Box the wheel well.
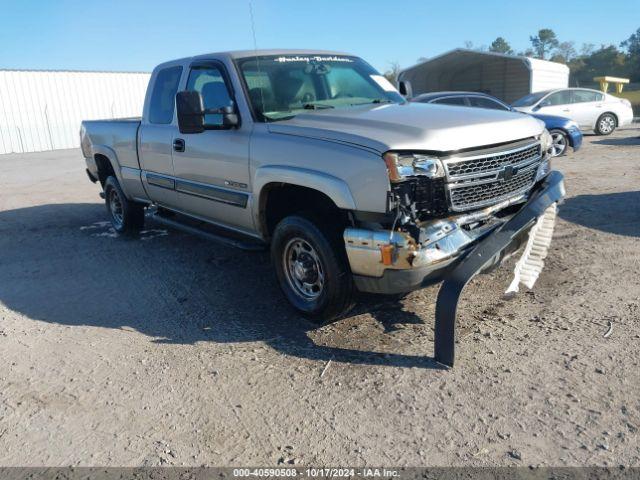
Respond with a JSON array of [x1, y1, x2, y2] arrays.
[[600, 111, 618, 125], [94, 154, 115, 186], [260, 184, 349, 238]]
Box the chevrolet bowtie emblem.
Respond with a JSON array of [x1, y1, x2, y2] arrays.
[[499, 165, 517, 181]]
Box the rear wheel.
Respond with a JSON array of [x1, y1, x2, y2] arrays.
[[271, 215, 354, 322], [595, 113, 616, 135], [548, 129, 569, 157], [104, 176, 145, 234]]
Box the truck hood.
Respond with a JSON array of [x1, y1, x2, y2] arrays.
[[268, 102, 545, 153]]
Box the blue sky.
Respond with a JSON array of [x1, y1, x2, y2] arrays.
[[1, 0, 638, 73]]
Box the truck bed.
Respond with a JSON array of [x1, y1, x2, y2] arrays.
[[80, 117, 148, 202], [81, 118, 142, 174]]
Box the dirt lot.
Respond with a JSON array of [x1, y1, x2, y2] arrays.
[[1, 128, 639, 467]]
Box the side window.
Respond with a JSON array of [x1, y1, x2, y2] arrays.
[[468, 97, 509, 110], [187, 66, 233, 125], [433, 97, 467, 106], [572, 90, 602, 103], [148, 66, 183, 124], [540, 90, 572, 107]]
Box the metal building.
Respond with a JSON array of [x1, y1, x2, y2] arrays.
[[0, 69, 150, 154], [398, 49, 569, 103]]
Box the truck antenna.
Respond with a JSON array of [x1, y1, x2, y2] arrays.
[[248, 0, 266, 118]]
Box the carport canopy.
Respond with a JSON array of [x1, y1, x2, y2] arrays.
[[398, 49, 569, 104]]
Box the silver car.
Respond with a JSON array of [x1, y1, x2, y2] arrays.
[[512, 87, 634, 135]]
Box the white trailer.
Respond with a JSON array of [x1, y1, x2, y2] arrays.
[[398, 49, 569, 104], [0, 69, 150, 154]]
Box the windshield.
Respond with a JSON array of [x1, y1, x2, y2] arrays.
[[238, 54, 405, 121], [512, 90, 551, 107]]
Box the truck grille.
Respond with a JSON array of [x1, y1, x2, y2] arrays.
[[446, 144, 540, 177], [443, 140, 542, 212], [448, 164, 538, 211]]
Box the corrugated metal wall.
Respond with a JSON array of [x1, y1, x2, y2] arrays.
[[0, 70, 150, 154]]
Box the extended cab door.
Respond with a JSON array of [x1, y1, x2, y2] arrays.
[[138, 65, 183, 208], [171, 61, 254, 233]]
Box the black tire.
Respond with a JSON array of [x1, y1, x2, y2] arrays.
[[104, 176, 145, 234], [271, 215, 355, 322], [548, 129, 569, 157], [595, 113, 617, 135]]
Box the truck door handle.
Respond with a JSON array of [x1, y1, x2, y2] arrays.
[[173, 138, 185, 152], [562, 109, 570, 112]]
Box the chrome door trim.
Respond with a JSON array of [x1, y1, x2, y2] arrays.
[[145, 172, 176, 190], [143, 171, 248, 208], [175, 177, 248, 208]]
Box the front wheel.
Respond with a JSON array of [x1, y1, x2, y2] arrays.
[[595, 113, 616, 135], [104, 176, 145, 234], [271, 215, 355, 322], [548, 129, 569, 157]]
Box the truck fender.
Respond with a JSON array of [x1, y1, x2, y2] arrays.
[[90, 145, 125, 188], [252, 165, 357, 230]]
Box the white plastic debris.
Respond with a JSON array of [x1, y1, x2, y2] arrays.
[[505, 203, 557, 295]]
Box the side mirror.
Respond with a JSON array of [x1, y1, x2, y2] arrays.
[[176, 91, 240, 134], [532, 104, 541, 112], [176, 91, 205, 134], [219, 105, 239, 128], [398, 80, 413, 99]]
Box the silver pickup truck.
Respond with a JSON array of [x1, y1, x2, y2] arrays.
[[81, 49, 565, 366]]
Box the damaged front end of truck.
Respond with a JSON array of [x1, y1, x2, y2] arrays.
[[343, 132, 566, 367]]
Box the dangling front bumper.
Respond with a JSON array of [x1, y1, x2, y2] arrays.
[[344, 170, 566, 367], [434, 171, 564, 366]]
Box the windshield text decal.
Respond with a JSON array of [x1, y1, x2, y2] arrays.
[[273, 55, 353, 63]]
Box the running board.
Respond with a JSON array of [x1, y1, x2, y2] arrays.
[[149, 212, 267, 252], [434, 171, 566, 368]]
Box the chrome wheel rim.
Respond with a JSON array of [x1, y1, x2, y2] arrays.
[[109, 189, 124, 228], [283, 238, 324, 300], [550, 132, 567, 157], [599, 116, 615, 134]]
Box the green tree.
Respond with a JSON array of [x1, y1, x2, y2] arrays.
[[580, 43, 595, 56], [621, 28, 640, 56], [529, 28, 559, 59], [383, 61, 402, 85], [621, 28, 640, 81], [570, 45, 628, 86], [551, 41, 577, 64], [489, 37, 513, 54]]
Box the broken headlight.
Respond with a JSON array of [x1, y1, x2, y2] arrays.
[[535, 129, 553, 181], [539, 129, 553, 159], [384, 152, 445, 183]]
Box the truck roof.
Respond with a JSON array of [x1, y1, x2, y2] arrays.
[[156, 49, 353, 69]]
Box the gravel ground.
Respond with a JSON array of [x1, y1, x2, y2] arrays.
[[1, 127, 639, 467]]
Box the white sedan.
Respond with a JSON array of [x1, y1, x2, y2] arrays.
[[512, 88, 634, 135]]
